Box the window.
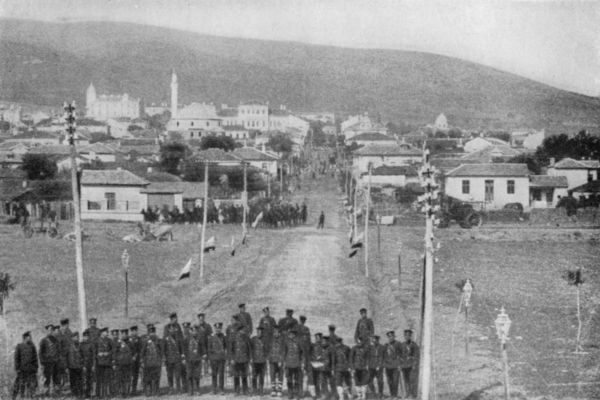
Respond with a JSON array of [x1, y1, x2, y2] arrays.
[[461, 180, 470, 194], [191, 122, 194, 127], [105, 192, 116, 210], [87, 201, 101, 210], [206, 122, 209, 127], [507, 180, 515, 194]]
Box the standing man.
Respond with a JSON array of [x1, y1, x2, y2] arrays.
[[57, 319, 73, 391], [367, 335, 384, 399], [320, 336, 335, 398], [114, 329, 134, 397], [163, 312, 183, 342], [354, 308, 374, 344], [238, 303, 254, 335], [350, 337, 370, 400], [226, 315, 242, 355], [268, 327, 285, 397], [88, 318, 100, 344], [141, 325, 162, 397], [80, 330, 96, 399], [232, 325, 252, 395], [195, 313, 213, 377], [12, 331, 38, 400], [283, 329, 304, 400], [297, 316, 311, 397], [308, 333, 326, 400], [207, 323, 227, 395], [278, 309, 299, 335], [164, 325, 185, 394], [95, 328, 114, 399], [328, 325, 338, 344], [400, 329, 419, 399], [317, 211, 325, 229], [382, 331, 402, 399], [184, 325, 203, 395], [39, 324, 60, 396], [128, 326, 142, 396], [331, 337, 352, 400], [250, 327, 268, 395], [109, 329, 120, 396], [259, 307, 277, 353], [67, 332, 84, 398]]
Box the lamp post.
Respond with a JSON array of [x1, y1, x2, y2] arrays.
[[121, 249, 129, 318], [463, 278, 473, 356], [495, 307, 512, 400]]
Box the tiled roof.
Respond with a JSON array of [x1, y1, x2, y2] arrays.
[[352, 144, 421, 156], [79, 143, 118, 154], [81, 169, 149, 186], [371, 165, 418, 176], [461, 145, 521, 161], [552, 158, 600, 169], [217, 109, 238, 117], [9, 131, 59, 139], [446, 163, 530, 177], [194, 149, 241, 162], [529, 175, 568, 188], [571, 180, 600, 193], [177, 103, 219, 119], [350, 132, 395, 142], [233, 147, 279, 161], [223, 125, 247, 131], [28, 145, 72, 155], [141, 181, 206, 198], [140, 171, 182, 182]]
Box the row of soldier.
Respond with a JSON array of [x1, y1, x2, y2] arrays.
[[13, 305, 419, 399]]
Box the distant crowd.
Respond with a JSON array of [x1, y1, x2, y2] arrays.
[[12, 306, 419, 400]]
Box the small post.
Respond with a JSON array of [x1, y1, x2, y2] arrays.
[[121, 249, 129, 319], [242, 162, 248, 238], [463, 279, 473, 357], [200, 162, 209, 280], [364, 163, 371, 278], [376, 214, 381, 256], [495, 307, 512, 400], [397, 252, 401, 284]]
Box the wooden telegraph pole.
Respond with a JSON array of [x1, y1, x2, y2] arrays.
[[418, 147, 439, 400], [199, 162, 209, 280], [364, 164, 372, 277], [242, 161, 248, 238], [64, 102, 88, 331], [121, 249, 129, 319]]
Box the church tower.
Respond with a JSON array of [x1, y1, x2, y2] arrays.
[[86, 83, 96, 110], [170, 70, 178, 118]]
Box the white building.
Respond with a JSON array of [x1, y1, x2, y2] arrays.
[[297, 111, 335, 124], [85, 83, 140, 121], [360, 165, 419, 188], [510, 129, 545, 150], [167, 102, 224, 140], [80, 169, 149, 221], [345, 132, 396, 147], [341, 114, 387, 140], [223, 125, 250, 141], [233, 146, 280, 176], [444, 163, 530, 210], [529, 175, 569, 208], [463, 136, 510, 153], [433, 113, 448, 131], [352, 143, 421, 173], [547, 158, 599, 189]]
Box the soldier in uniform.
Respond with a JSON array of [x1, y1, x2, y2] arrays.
[[367, 335, 384, 398], [12, 331, 38, 400], [141, 325, 162, 396], [297, 316, 311, 397], [109, 329, 120, 395], [195, 313, 212, 376], [164, 325, 185, 393], [114, 329, 134, 397], [327, 325, 338, 344], [331, 337, 351, 400], [128, 326, 142, 396], [283, 329, 304, 399], [67, 332, 84, 398], [350, 337, 370, 400], [308, 333, 326, 400], [181, 322, 191, 392], [80, 330, 96, 399], [232, 324, 252, 395], [57, 319, 73, 390], [207, 323, 227, 395], [400, 329, 419, 399], [238, 303, 254, 335], [258, 307, 277, 352], [354, 309, 374, 344], [382, 331, 402, 398], [88, 318, 100, 344], [39, 324, 60, 396], [250, 327, 267, 395], [95, 327, 114, 398], [278, 309, 299, 335], [268, 327, 285, 397], [320, 336, 335, 397], [184, 325, 202, 395], [163, 312, 183, 342]]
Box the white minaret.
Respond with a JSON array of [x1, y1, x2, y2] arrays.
[[170, 69, 178, 118]]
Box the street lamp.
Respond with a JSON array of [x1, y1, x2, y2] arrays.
[[495, 307, 512, 400]]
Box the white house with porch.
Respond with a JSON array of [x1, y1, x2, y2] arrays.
[[529, 175, 568, 208]]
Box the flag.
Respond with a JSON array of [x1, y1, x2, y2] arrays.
[[178, 258, 192, 280], [348, 226, 354, 243], [349, 249, 359, 258], [241, 233, 247, 245], [203, 236, 216, 253], [351, 241, 363, 249], [252, 211, 264, 229]]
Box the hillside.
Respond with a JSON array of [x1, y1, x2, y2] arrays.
[[1, 18, 599, 131]]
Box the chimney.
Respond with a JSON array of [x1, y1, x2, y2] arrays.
[[549, 157, 555, 167]]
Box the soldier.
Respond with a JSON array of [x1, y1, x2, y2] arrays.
[[238, 303, 254, 335], [250, 327, 268, 395], [328, 325, 338, 344], [317, 211, 325, 229], [268, 327, 285, 397], [354, 308, 374, 344], [184, 325, 203, 395], [57, 319, 73, 390], [258, 307, 277, 352], [331, 337, 352, 400], [39, 324, 60, 396], [181, 322, 191, 392], [226, 315, 242, 355], [297, 316, 311, 396], [195, 313, 212, 377], [67, 332, 84, 398], [283, 329, 304, 399], [163, 312, 183, 342], [109, 329, 120, 396], [301, 203, 307, 224], [141, 325, 162, 396], [88, 318, 100, 344], [350, 337, 370, 400], [114, 329, 134, 397], [128, 326, 142, 396], [367, 335, 384, 398], [320, 336, 335, 397], [232, 324, 252, 395], [164, 325, 185, 394], [80, 330, 96, 399], [278, 309, 299, 335], [207, 323, 227, 395], [12, 331, 38, 400], [400, 329, 419, 399], [308, 333, 326, 400], [382, 331, 402, 398], [95, 327, 114, 398]]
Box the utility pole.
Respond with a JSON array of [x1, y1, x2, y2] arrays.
[[199, 162, 209, 280], [122, 249, 129, 319], [364, 164, 372, 277], [267, 173, 271, 198], [242, 161, 248, 238], [64, 102, 88, 331], [418, 147, 439, 400]]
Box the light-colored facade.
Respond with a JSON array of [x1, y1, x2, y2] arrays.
[[86, 83, 141, 121], [463, 136, 510, 153], [352, 144, 422, 173], [529, 175, 569, 208], [233, 146, 279, 176], [167, 102, 224, 140], [341, 114, 387, 140], [547, 158, 599, 190], [345, 132, 396, 147], [510, 129, 545, 150]]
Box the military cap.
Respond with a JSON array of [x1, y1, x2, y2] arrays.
[[182, 322, 191, 328], [169, 312, 177, 319], [314, 332, 323, 338], [328, 324, 336, 330], [120, 329, 129, 334], [89, 318, 97, 323], [72, 332, 79, 338], [336, 337, 343, 343], [53, 325, 60, 330], [232, 315, 240, 320], [197, 313, 205, 317], [45, 324, 54, 330], [22, 331, 31, 339], [214, 322, 223, 329], [257, 326, 264, 331], [60, 318, 69, 325], [148, 326, 156, 333], [386, 330, 395, 337], [373, 335, 380, 340], [82, 329, 90, 336], [322, 335, 330, 340], [110, 329, 119, 334], [286, 309, 294, 314], [238, 303, 246, 308], [404, 329, 413, 334], [262, 307, 270, 312], [299, 315, 307, 322], [146, 323, 154, 329], [130, 326, 138, 331], [100, 327, 109, 333], [359, 308, 367, 313]]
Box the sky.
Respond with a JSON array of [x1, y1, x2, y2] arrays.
[[1, 0, 599, 96]]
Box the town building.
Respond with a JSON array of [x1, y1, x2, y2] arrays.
[[352, 143, 421, 173], [546, 157, 599, 190], [510, 129, 545, 150], [345, 132, 396, 147], [463, 136, 510, 153], [341, 114, 387, 140], [444, 163, 530, 210], [360, 165, 419, 188], [141, 181, 206, 211], [79, 143, 119, 163], [166, 102, 224, 140], [297, 111, 335, 124], [85, 83, 141, 121], [529, 175, 569, 208], [223, 125, 250, 141], [2, 132, 61, 147], [233, 146, 279, 176]]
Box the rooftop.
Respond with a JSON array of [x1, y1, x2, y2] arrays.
[[352, 143, 421, 156], [349, 132, 395, 142], [371, 165, 418, 176], [217, 109, 239, 117], [194, 149, 241, 163], [571, 180, 600, 193], [529, 175, 569, 188], [233, 147, 279, 161], [552, 158, 600, 169], [446, 163, 530, 177], [177, 103, 219, 119], [140, 181, 206, 198], [79, 143, 118, 154], [81, 169, 149, 186]]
